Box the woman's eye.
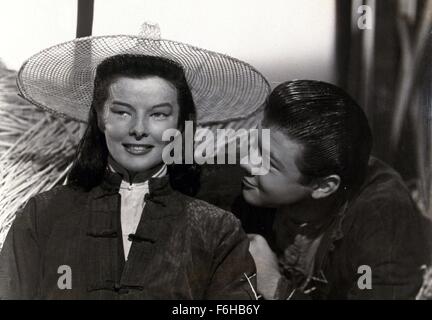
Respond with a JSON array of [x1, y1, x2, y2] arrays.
[[112, 110, 130, 117], [151, 112, 169, 120]]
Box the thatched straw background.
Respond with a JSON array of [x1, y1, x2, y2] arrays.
[[0, 60, 81, 248]]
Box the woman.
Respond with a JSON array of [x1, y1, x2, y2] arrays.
[[0, 36, 269, 299]]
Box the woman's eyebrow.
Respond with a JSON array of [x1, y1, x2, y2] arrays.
[[151, 103, 173, 110], [112, 100, 133, 108]]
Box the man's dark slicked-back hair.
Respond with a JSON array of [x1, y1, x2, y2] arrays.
[[264, 80, 373, 194]]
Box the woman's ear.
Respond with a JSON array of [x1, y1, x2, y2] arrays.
[[311, 174, 341, 199]]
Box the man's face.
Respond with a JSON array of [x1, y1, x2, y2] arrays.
[[99, 76, 180, 174], [241, 126, 312, 208]]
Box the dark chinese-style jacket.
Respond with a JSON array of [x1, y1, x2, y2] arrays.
[[0, 173, 256, 300]]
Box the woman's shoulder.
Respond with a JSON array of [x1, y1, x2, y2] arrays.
[[31, 184, 87, 206], [180, 193, 239, 220], [8, 185, 88, 238], [174, 193, 248, 253], [176, 192, 244, 234], [22, 185, 89, 223]]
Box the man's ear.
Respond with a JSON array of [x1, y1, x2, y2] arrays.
[[311, 175, 341, 199]]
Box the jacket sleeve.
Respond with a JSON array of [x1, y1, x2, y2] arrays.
[[205, 214, 258, 300], [0, 198, 41, 299], [345, 197, 428, 300]]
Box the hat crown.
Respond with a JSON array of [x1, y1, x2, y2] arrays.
[[17, 35, 270, 131]]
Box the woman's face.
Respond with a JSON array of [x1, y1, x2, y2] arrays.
[[99, 76, 180, 174]]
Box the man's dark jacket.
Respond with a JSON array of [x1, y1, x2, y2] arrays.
[[232, 158, 432, 299]]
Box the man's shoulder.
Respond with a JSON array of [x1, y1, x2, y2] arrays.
[[337, 157, 427, 246], [351, 157, 416, 217], [334, 158, 432, 260]]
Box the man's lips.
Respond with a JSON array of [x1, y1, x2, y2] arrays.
[[122, 143, 154, 155], [242, 177, 257, 189]]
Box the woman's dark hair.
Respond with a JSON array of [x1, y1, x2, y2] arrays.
[[68, 54, 200, 195], [264, 80, 373, 195]]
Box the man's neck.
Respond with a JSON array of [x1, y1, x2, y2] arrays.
[[276, 195, 342, 226]]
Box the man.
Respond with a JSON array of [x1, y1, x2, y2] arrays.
[[235, 80, 430, 299]]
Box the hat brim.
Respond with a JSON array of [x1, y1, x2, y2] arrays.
[[17, 35, 270, 129]]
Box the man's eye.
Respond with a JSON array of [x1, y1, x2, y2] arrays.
[[151, 112, 168, 120]]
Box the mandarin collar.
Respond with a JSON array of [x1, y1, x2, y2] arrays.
[[107, 157, 167, 184], [98, 169, 172, 198]]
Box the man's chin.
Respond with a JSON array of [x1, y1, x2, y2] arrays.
[[242, 189, 264, 207], [242, 189, 279, 209]]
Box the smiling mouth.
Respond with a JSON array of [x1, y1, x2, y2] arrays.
[[122, 143, 154, 155], [242, 177, 257, 189]]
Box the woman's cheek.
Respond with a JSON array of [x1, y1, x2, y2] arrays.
[[104, 121, 129, 140], [148, 118, 178, 142]]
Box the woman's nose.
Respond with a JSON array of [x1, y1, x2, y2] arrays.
[[129, 119, 148, 139]]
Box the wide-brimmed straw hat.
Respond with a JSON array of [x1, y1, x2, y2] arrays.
[[17, 35, 270, 130]]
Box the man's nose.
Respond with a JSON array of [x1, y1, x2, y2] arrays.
[[129, 119, 148, 139], [239, 160, 253, 176]]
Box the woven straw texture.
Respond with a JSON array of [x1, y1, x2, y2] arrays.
[[0, 62, 81, 248], [17, 35, 270, 129]]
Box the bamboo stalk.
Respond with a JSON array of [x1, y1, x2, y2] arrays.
[[390, 0, 432, 152]]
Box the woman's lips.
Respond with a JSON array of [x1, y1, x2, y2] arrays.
[[122, 143, 154, 155]]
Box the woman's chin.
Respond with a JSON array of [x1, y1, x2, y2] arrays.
[[115, 153, 164, 173], [123, 163, 162, 174]]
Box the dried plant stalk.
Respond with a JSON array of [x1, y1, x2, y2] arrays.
[[416, 266, 432, 300], [0, 64, 81, 248]]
